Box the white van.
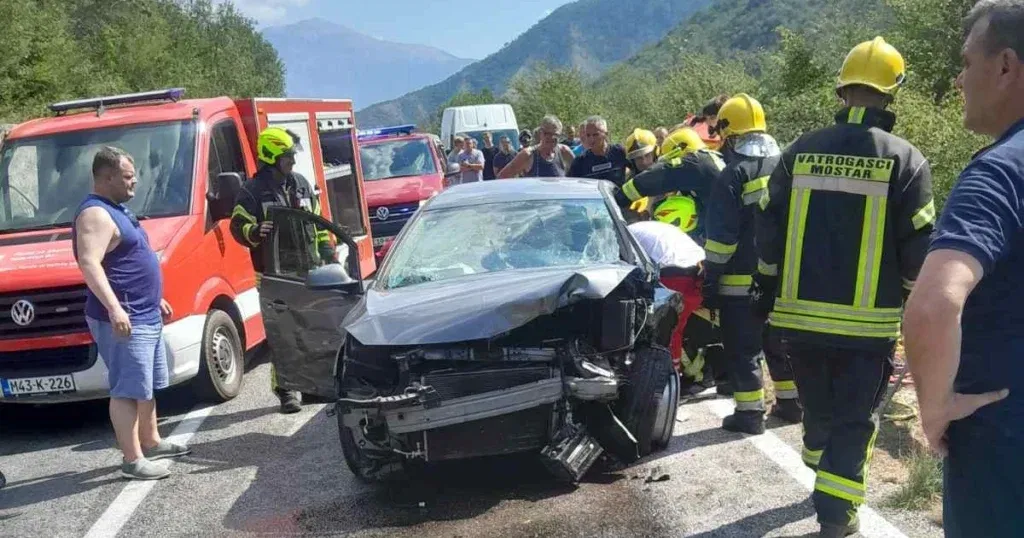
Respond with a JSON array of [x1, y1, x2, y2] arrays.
[[441, 104, 521, 154]]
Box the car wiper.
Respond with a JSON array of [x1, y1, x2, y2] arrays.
[[0, 222, 71, 235]]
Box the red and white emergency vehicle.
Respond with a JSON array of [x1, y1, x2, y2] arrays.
[[356, 124, 458, 255], [0, 88, 375, 404]]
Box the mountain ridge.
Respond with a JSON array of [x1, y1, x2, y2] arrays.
[[262, 18, 474, 107], [354, 0, 716, 128]]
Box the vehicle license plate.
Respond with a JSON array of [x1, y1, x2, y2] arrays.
[[373, 236, 393, 247], [0, 374, 77, 397]]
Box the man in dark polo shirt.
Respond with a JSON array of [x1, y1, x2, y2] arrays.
[[569, 115, 629, 187], [903, 2, 1024, 535]]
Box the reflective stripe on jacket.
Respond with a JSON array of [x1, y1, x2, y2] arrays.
[[704, 137, 780, 297], [756, 107, 935, 350]]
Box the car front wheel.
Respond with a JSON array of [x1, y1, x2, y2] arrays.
[[615, 345, 679, 457]]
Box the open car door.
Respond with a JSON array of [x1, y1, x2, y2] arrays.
[[258, 206, 365, 399]]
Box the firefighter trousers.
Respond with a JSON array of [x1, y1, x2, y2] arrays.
[[788, 341, 893, 527], [718, 298, 765, 412], [762, 323, 798, 402]]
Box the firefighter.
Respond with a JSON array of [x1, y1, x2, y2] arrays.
[[614, 127, 726, 245], [701, 93, 800, 435], [624, 128, 660, 177], [229, 126, 336, 414], [754, 37, 935, 537]]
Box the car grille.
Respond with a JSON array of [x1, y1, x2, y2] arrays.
[[424, 405, 553, 461], [369, 201, 419, 241], [0, 344, 97, 378], [422, 366, 553, 401], [0, 285, 89, 340]]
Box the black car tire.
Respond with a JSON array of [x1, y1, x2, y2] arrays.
[[193, 309, 244, 403], [615, 345, 678, 457], [0, 470, 6, 489], [338, 420, 378, 483], [337, 412, 410, 483]]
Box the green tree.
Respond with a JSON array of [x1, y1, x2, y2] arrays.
[[885, 0, 974, 103]]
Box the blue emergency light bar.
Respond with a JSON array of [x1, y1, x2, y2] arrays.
[[357, 124, 417, 140], [49, 88, 186, 114]]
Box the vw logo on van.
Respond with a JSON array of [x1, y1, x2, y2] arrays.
[[376, 206, 390, 221], [10, 299, 36, 327]]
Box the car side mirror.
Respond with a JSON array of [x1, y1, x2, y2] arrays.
[[207, 172, 243, 221], [445, 162, 461, 177], [305, 263, 362, 294]]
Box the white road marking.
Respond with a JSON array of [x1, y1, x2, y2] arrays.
[[83, 404, 214, 538], [282, 403, 326, 437], [703, 398, 909, 538]]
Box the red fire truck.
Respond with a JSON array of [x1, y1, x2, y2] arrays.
[[0, 88, 375, 404]]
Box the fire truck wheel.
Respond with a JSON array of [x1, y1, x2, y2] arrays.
[[194, 309, 244, 402]]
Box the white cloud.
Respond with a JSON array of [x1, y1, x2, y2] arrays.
[[542, 8, 553, 17], [219, 0, 311, 24]]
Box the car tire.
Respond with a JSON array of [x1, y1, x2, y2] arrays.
[[193, 309, 244, 403], [615, 345, 678, 457], [337, 413, 406, 483]]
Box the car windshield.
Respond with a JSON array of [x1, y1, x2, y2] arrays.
[[379, 199, 623, 290], [359, 138, 437, 181], [0, 120, 197, 233]]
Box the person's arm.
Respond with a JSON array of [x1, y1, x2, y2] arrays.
[[894, 157, 936, 299], [754, 148, 795, 305], [229, 187, 269, 248], [903, 160, 1016, 456], [559, 144, 574, 171], [468, 151, 486, 171], [74, 207, 132, 337], [498, 148, 533, 179], [702, 169, 741, 295]]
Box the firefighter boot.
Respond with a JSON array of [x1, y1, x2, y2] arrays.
[[770, 398, 803, 424], [276, 388, 301, 414], [722, 410, 765, 434]]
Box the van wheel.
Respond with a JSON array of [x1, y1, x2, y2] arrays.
[[193, 309, 244, 402]]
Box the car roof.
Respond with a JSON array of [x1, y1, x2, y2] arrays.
[[425, 177, 613, 210]]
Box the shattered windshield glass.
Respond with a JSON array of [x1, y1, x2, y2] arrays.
[[379, 199, 623, 290]]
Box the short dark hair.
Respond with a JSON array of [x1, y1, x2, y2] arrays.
[[964, 0, 1024, 58], [92, 146, 133, 178]]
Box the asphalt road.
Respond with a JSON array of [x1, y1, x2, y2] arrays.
[[1, 358, 944, 538]]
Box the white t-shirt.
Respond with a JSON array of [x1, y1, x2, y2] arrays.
[[627, 221, 705, 269]]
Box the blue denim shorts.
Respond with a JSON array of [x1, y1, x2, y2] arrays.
[[86, 317, 168, 401]]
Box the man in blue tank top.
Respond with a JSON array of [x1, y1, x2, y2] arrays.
[[72, 146, 190, 481]]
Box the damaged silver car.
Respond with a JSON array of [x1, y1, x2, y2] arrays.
[[258, 177, 684, 483]]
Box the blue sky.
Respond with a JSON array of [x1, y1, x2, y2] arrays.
[[228, 0, 576, 59]]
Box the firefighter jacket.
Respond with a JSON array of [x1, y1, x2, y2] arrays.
[[614, 148, 726, 243], [755, 107, 935, 351], [703, 133, 781, 298], [229, 165, 334, 273]]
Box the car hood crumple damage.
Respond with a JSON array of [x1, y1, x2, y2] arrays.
[[343, 263, 644, 346]]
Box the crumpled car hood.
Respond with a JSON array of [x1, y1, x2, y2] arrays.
[[344, 263, 643, 346]]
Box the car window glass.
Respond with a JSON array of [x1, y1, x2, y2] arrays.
[[319, 126, 366, 236], [379, 199, 621, 290], [269, 211, 330, 280], [212, 120, 245, 175], [359, 138, 438, 181]]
